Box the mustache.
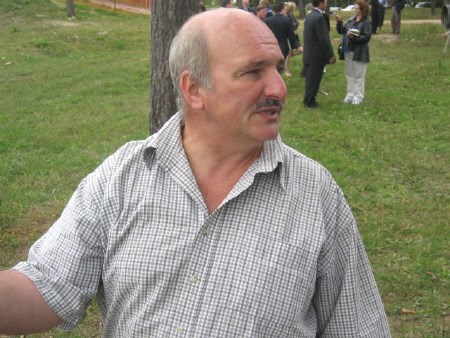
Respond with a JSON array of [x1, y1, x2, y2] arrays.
[[255, 99, 284, 111]]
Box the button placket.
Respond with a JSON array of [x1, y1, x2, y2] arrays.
[[172, 215, 215, 336], [202, 226, 211, 237], [190, 274, 199, 285]]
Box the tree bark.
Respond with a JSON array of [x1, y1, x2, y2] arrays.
[[150, 0, 198, 134], [297, 0, 306, 19], [66, 0, 76, 18]]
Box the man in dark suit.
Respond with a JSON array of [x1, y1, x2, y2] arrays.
[[242, 0, 255, 13], [303, 0, 336, 108], [265, 2, 303, 60]]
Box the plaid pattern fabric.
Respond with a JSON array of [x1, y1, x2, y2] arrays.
[[15, 112, 390, 337]]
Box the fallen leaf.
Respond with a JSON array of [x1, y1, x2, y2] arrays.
[[426, 271, 437, 281], [401, 308, 416, 315]]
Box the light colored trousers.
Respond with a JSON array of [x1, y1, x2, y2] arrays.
[[391, 7, 401, 34], [344, 51, 368, 102]]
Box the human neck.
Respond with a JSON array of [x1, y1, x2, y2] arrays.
[[182, 123, 262, 172], [182, 123, 263, 213]]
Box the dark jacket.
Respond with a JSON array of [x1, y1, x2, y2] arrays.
[[303, 8, 334, 65], [336, 16, 371, 62], [265, 13, 300, 58], [393, 0, 406, 12]]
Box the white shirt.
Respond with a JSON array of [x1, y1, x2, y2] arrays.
[[15, 112, 391, 337]]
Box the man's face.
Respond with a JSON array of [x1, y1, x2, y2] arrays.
[[319, 0, 328, 10], [200, 19, 287, 146], [243, 0, 250, 7]]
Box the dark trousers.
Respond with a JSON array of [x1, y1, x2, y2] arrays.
[[379, 7, 386, 28], [372, 11, 379, 33], [303, 63, 325, 106]]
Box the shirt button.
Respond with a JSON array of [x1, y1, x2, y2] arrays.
[[191, 275, 199, 284], [202, 227, 210, 236], [176, 327, 185, 334]]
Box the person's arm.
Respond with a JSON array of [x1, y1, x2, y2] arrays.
[[352, 20, 372, 43], [315, 15, 335, 62], [335, 15, 346, 34], [0, 269, 62, 335], [313, 185, 391, 336]]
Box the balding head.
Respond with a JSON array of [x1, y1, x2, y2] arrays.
[[169, 9, 276, 111]]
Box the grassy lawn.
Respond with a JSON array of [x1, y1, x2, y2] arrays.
[[1, 1, 448, 337]]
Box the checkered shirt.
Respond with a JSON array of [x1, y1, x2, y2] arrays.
[[15, 112, 391, 337]]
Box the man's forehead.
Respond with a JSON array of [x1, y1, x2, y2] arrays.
[[189, 8, 264, 32], [182, 8, 278, 62]]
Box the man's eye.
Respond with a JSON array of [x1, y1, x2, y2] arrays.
[[246, 69, 261, 75]]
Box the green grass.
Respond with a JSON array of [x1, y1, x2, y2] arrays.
[[335, 7, 442, 22], [1, 1, 449, 337]]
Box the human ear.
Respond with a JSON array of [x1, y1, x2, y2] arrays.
[[180, 70, 204, 110]]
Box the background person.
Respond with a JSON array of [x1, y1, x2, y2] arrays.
[[302, 0, 336, 108], [265, 1, 303, 68], [198, 1, 206, 12], [336, 0, 372, 105], [378, 0, 388, 32], [370, 0, 380, 33], [391, 0, 405, 34], [242, 0, 255, 13], [259, 0, 273, 17], [284, 2, 302, 76], [221, 0, 233, 8], [255, 4, 267, 20], [0, 8, 390, 338]]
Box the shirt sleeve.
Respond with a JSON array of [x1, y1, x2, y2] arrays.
[[13, 152, 116, 330], [313, 184, 391, 337]]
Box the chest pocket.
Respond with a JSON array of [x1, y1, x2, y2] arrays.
[[207, 232, 318, 329]]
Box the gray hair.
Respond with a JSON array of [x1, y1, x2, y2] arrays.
[[169, 21, 213, 112]]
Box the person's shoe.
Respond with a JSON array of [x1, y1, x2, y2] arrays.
[[304, 102, 319, 109], [351, 99, 362, 105], [343, 96, 353, 104]]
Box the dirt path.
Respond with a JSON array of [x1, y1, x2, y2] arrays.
[[85, 0, 151, 15], [394, 19, 441, 24]]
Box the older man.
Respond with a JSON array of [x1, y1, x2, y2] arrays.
[[0, 8, 391, 337]]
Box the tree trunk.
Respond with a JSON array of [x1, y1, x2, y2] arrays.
[[150, 0, 198, 134], [298, 0, 306, 19], [66, 0, 76, 18]]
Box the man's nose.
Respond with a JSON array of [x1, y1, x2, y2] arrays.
[[265, 69, 287, 100]]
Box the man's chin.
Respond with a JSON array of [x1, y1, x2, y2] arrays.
[[260, 128, 280, 142]]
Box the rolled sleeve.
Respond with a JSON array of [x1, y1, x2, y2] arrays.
[[13, 162, 111, 330]]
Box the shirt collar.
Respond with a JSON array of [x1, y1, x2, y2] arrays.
[[144, 111, 286, 190], [313, 7, 325, 14]]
